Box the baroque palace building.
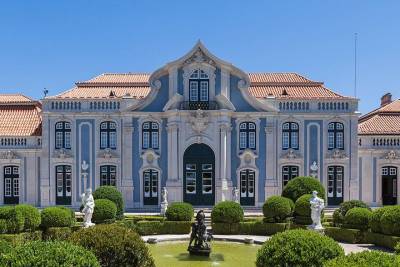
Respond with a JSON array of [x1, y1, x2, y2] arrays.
[[0, 42, 399, 209]]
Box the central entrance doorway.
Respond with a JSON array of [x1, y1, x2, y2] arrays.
[[183, 143, 215, 206], [382, 166, 397, 205]]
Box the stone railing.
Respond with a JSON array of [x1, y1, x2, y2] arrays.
[[0, 137, 41, 149], [277, 100, 357, 113]]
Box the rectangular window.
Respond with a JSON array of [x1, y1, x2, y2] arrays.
[[186, 171, 196, 194], [240, 172, 247, 197], [328, 132, 335, 149], [109, 132, 117, 149], [151, 132, 159, 149], [190, 81, 198, 101], [5, 178, 11, 197], [382, 168, 389, 176], [282, 132, 289, 149], [100, 132, 108, 149], [143, 132, 150, 149], [239, 132, 247, 149], [56, 132, 63, 149], [248, 172, 255, 197], [202, 172, 212, 194], [337, 132, 343, 149], [64, 132, 71, 149], [144, 172, 151, 197], [327, 167, 334, 197], [200, 81, 208, 101], [291, 132, 299, 149], [248, 132, 256, 149], [390, 168, 397, 176]]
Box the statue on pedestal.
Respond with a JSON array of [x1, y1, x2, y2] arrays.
[[160, 187, 168, 216], [308, 190, 324, 231], [188, 210, 212, 256], [232, 187, 240, 203], [81, 188, 95, 228]]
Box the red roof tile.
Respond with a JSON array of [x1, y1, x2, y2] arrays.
[[0, 94, 34, 103]]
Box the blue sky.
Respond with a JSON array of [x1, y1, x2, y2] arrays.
[[0, 1, 399, 114]]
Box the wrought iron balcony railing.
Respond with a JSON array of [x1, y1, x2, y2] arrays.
[[179, 101, 219, 110]]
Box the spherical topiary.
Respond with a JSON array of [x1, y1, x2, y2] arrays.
[[0, 241, 100, 267], [324, 250, 400, 267], [381, 205, 400, 236], [93, 186, 124, 218], [294, 194, 313, 225], [69, 224, 155, 267], [15, 204, 41, 232], [40, 207, 75, 228], [262, 196, 293, 223], [333, 200, 370, 226], [211, 201, 244, 223], [165, 202, 193, 221], [92, 199, 117, 224], [282, 176, 325, 202], [256, 229, 344, 267], [369, 206, 396, 233], [0, 206, 24, 233], [343, 207, 372, 230]]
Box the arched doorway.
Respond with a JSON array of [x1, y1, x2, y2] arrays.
[[382, 166, 397, 205], [183, 143, 215, 206]]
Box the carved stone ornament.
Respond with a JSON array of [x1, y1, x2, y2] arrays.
[[282, 148, 300, 159], [327, 149, 348, 159], [141, 149, 160, 167], [98, 148, 118, 159], [382, 150, 400, 160], [184, 48, 215, 66], [189, 109, 209, 135], [237, 79, 248, 90], [238, 149, 258, 170], [53, 148, 71, 159], [0, 150, 17, 160]]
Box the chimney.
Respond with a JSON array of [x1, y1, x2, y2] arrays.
[[380, 93, 392, 107]]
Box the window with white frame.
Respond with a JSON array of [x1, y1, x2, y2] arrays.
[[239, 122, 256, 150], [189, 69, 209, 102], [100, 165, 116, 186], [328, 122, 344, 150], [142, 122, 159, 149], [282, 122, 299, 150], [100, 121, 117, 149], [55, 121, 71, 149]]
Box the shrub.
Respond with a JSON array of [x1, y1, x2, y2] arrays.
[[256, 229, 344, 267], [0, 219, 7, 234], [343, 207, 372, 230], [239, 221, 288, 236], [370, 206, 396, 233], [93, 186, 124, 218], [262, 196, 293, 223], [324, 227, 364, 244], [135, 221, 163, 235], [92, 199, 117, 224], [294, 194, 312, 225], [282, 176, 325, 202], [165, 202, 194, 221], [0, 240, 12, 256], [364, 231, 400, 249], [0, 206, 24, 233], [212, 222, 240, 234], [324, 250, 400, 267], [15, 204, 41, 232], [0, 241, 100, 267], [43, 227, 72, 241], [69, 224, 155, 267], [0, 231, 42, 246], [396, 242, 400, 254], [40, 207, 75, 228], [381, 205, 400, 236], [211, 201, 244, 223], [333, 200, 369, 226]]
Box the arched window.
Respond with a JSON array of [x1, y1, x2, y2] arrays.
[[100, 165, 116, 186], [142, 122, 159, 149], [55, 121, 71, 149], [100, 121, 117, 149], [282, 122, 299, 150], [282, 165, 299, 187], [328, 122, 344, 150], [239, 122, 256, 150]]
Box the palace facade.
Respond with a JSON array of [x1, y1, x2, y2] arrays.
[[0, 42, 399, 209]]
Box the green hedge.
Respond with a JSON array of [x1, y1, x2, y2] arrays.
[[211, 201, 244, 223], [333, 200, 370, 227], [324, 227, 364, 244], [42, 227, 72, 241], [15, 204, 41, 232], [363, 231, 400, 249], [294, 194, 314, 225], [324, 250, 400, 267], [0, 239, 12, 256], [40, 207, 75, 228], [92, 199, 117, 224], [0, 219, 7, 234], [369, 206, 396, 233], [124, 215, 165, 223], [343, 207, 372, 230], [161, 221, 191, 234], [380, 205, 400, 236], [212, 222, 240, 235], [0, 206, 24, 234], [121, 220, 191, 235], [262, 196, 293, 223], [93, 186, 124, 219], [212, 221, 289, 235], [0, 241, 100, 267], [256, 229, 344, 267], [281, 176, 325, 202], [165, 202, 193, 221], [0, 231, 42, 246]]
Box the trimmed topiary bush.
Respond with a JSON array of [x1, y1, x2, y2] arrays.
[[0, 219, 7, 234], [370, 206, 396, 233], [0, 241, 100, 267], [0, 240, 12, 256], [333, 200, 370, 226], [69, 224, 155, 267], [93, 186, 124, 218], [262, 196, 293, 223], [0, 206, 24, 233], [381, 205, 400, 236], [256, 229, 344, 267], [92, 199, 117, 224], [294, 194, 313, 225], [282, 176, 325, 202], [211, 201, 244, 223], [324, 250, 400, 267], [40, 207, 75, 228], [43, 227, 72, 241], [15, 204, 41, 232], [343, 207, 372, 230], [165, 202, 194, 221]]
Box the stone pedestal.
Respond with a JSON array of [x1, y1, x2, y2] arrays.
[[166, 180, 182, 202]]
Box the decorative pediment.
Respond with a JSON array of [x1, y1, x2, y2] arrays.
[[381, 150, 400, 160], [189, 110, 209, 135], [0, 150, 18, 160], [326, 149, 348, 160], [184, 47, 216, 66], [97, 148, 119, 159], [281, 149, 301, 159], [53, 148, 72, 159], [238, 149, 258, 170], [140, 149, 160, 169]]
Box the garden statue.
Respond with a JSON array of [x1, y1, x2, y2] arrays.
[[188, 210, 213, 256], [308, 190, 324, 231], [310, 161, 318, 178], [81, 188, 95, 228], [232, 187, 240, 203], [160, 187, 168, 216]]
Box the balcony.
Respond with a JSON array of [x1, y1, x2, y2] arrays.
[[179, 101, 219, 110]]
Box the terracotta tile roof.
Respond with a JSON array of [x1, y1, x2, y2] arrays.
[[0, 94, 34, 103], [359, 99, 400, 135], [50, 72, 350, 100], [0, 95, 42, 136]]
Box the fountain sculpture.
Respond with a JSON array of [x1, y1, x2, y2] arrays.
[[188, 210, 213, 256]]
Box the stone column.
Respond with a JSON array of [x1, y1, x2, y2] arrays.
[[264, 118, 279, 199], [40, 116, 51, 206], [121, 118, 134, 209], [166, 118, 182, 202], [215, 121, 233, 202]]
